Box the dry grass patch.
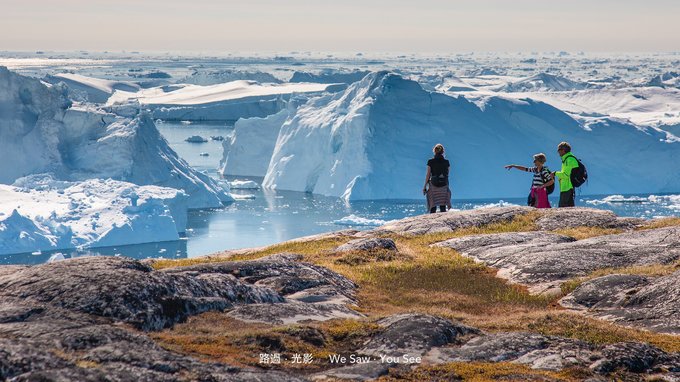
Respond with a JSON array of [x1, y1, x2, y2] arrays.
[[524, 313, 680, 353], [552, 226, 623, 240], [151, 237, 348, 270], [379, 362, 585, 382], [334, 249, 411, 266], [639, 217, 680, 230], [152, 313, 387, 372], [333, 232, 554, 323]]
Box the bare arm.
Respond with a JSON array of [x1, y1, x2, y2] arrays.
[[505, 164, 529, 172], [423, 166, 431, 191], [540, 178, 555, 189]]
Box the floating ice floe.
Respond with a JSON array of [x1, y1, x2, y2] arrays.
[[332, 215, 392, 227], [228, 180, 260, 189]]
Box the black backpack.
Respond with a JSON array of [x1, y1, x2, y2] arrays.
[[429, 157, 449, 187], [563, 154, 588, 188], [540, 167, 555, 195], [430, 174, 448, 187]]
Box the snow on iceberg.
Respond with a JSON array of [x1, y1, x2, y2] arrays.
[[108, 80, 336, 122], [181, 69, 281, 85], [44, 72, 141, 103], [0, 67, 230, 209], [0, 176, 187, 256], [220, 109, 289, 177], [262, 71, 680, 200], [289, 69, 370, 84], [499, 73, 593, 92]]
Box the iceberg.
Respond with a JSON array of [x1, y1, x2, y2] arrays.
[[499, 73, 592, 92], [0, 66, 230, 209], [181, 69, 281, 85], [108, 80, 336, 122], [220, 109, 289, 177], [262, 71, 680, 200], [44, 72, 140, 103], [289, 69, 369, 84], [0, 176, 187, 256]]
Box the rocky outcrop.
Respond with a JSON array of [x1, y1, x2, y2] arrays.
[[561, 271, 680, 334], [315, 314, 680, 381], [436, 226, 680, 294], [533, 208, 643, 231], [423, 332, 680, 374], [0, 297, 305, 382], [363, 206, 530, 236], [0, 254, 361, 381], [0, 256, 281, 331], [363, 206, 641, 237], [359, 314, 479, 358]]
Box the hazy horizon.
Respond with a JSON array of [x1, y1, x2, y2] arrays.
[[2, 0, 680, 53]]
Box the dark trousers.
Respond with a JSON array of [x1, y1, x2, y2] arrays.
[[430, 205, 447, 213], [558, 189, 575, 207]]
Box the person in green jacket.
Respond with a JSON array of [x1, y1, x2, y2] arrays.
[[552, 141, 578, 207]]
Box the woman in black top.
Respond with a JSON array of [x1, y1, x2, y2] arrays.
[[423, 144, 452, 213]]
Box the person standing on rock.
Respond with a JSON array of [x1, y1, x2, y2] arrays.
[[504, 153, 554, 208], [553, 142, 579, 207], [423, 144, 452, 213]]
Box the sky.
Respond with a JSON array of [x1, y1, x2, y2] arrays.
[[2, 0, 679, 53]]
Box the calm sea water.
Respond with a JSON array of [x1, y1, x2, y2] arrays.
[[2, 121, 678, 265]]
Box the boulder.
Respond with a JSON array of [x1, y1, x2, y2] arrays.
[[359, 314, 480, 358], [336, 238, 398, 253]]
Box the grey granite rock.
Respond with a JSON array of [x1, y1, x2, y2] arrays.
[[0, 256, 281, 331], [335, 238, 398, 253], [0, 254, 365, 381], [359, 314, 480, 358], [0, 298, 305, 382], [311, 362, 390, 381], [424, 332, 680, 374], [561, 271, 680, 334], [363, 206, 532, 236], [227, 301, 364, 325], [534, 208, 644, 231], [436, 227, 680, 294]]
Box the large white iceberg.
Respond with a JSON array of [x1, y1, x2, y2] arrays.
[[43, 72, 141, 103], [0, 66, 230, 209], [262, 71, 680, 200], [0, 175, 187, 255], [108, 80, 338, 121]]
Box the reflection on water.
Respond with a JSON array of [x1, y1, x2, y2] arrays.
[[1, 240, 187, 266]]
